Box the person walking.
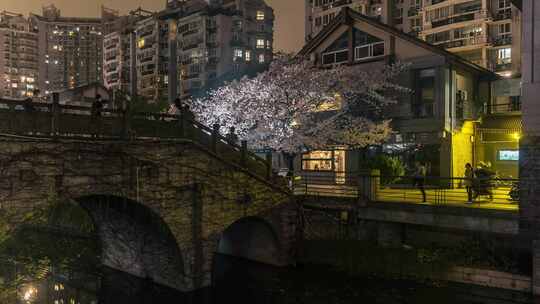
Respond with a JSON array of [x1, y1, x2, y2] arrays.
[[464, 163, 474, 204], [413, 161, 427, 202]]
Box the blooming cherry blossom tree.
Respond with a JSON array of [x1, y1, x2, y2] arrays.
[[191, 54, 410, 156]]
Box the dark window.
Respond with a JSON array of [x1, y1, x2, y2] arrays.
[[413, 69, 436, 118], [322, 50, 348, 65]]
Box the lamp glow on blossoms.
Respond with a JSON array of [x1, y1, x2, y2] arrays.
[[191, 54, 411, 154]]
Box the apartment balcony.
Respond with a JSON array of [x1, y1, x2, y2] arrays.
[[424, 0, 447, 6], [230, 39, 245, 47], [430, 12, 476, 29], [138, 29, 154, 38], [208, 57, 219, 65], [320, 0, 353, 11], [184, 73, 200, 80], [141, 69, 155, 76], [408, 7, 420, 17], [491, 35, 512, 47], [182, 42, 201, 51], [489, 62, 512, 72], [484, 99, 521, 115], [105, 54, 117, 62], [435, 35, 488, 50], [493, 10, 511, 21], [139, 56, 154, 64]]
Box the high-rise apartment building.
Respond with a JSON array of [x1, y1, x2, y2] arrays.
[[32, 5, 105, 94], [103, 0, 274, 102], [103, 9, 154, 95], [305, 0, 521, 76], [0, 11, 39, 98], [170, 0, 274, 98]]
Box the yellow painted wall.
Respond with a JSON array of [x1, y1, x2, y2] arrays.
[[452, 121, 475, 181]]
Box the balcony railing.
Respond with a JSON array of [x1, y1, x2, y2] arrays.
[[320, 0, 352, 11], [431, 12, 475, 28], [484, 100, 521, 114], [494, 10, 512, 21], [491, 35, 512, 46], [489, 62, 512, 72], [292, 172, 519, 209], [435, 35, 487, 49], [408, 7, 420, 16]]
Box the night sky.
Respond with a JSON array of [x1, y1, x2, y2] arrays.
[[2, 0, 305, 53]]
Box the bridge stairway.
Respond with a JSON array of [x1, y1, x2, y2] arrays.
[[0, 97, 283, 187]]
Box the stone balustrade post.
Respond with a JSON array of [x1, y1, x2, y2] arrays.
[[178, 110, 185, 137], [240, 140, 248, 167], [51, 92, 60, 137], [266, 151, 273, 180], [212, 124, 220, 152], [357, 169, 380, 204]]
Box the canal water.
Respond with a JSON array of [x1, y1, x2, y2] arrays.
[[0, 223, 533, 303], [0, 253, 534, 304]]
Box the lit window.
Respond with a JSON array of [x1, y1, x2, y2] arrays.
[[301, 151, 334, 171], [256, 10, 265, 21], [11, 83, 17, 88], [234, 48, 243, 58], [497, 47, 511, 64], [245, 50, 251, 61], [256, 39, 265, 49], [138, 38, 145, 49], [258, 54, 265, 63]]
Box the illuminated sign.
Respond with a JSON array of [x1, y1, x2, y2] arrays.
[[498, 150, 519, 161]]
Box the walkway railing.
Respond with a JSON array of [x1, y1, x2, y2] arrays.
[[292, 171, 519, 209], [0, 98, 275, 182]]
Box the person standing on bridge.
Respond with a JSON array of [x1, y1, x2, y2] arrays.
[[226, 127, 239, 144], [91, 94, 104, 138], [413, 161, 427, 202]]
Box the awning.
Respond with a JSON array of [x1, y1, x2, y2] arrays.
[[478, 115, 522, 134]]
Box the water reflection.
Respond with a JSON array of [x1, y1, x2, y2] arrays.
[[0, 227, 534, 304]]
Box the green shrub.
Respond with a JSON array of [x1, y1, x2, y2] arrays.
[[361, 155, 405, 185]]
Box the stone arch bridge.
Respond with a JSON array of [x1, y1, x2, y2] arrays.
[[0, 98, 299, 292]]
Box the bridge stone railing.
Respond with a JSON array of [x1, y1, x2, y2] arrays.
[[0, 97, 275, 183]]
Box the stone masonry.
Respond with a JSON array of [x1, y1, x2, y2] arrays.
[[0, 137, 297, 292]]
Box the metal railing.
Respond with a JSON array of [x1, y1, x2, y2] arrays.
[[0, 97, 275, 182], [293, 171, 519, 207], [484, 101, 521, 114]]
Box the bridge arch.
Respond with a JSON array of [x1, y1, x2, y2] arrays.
[[217, 217, 282, 265], [74, 195, 186, 290]]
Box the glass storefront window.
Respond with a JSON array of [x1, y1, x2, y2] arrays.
[[302, 151, 334, 171]]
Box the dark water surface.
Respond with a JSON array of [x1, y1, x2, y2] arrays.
[[0, 253, 534, 304]]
